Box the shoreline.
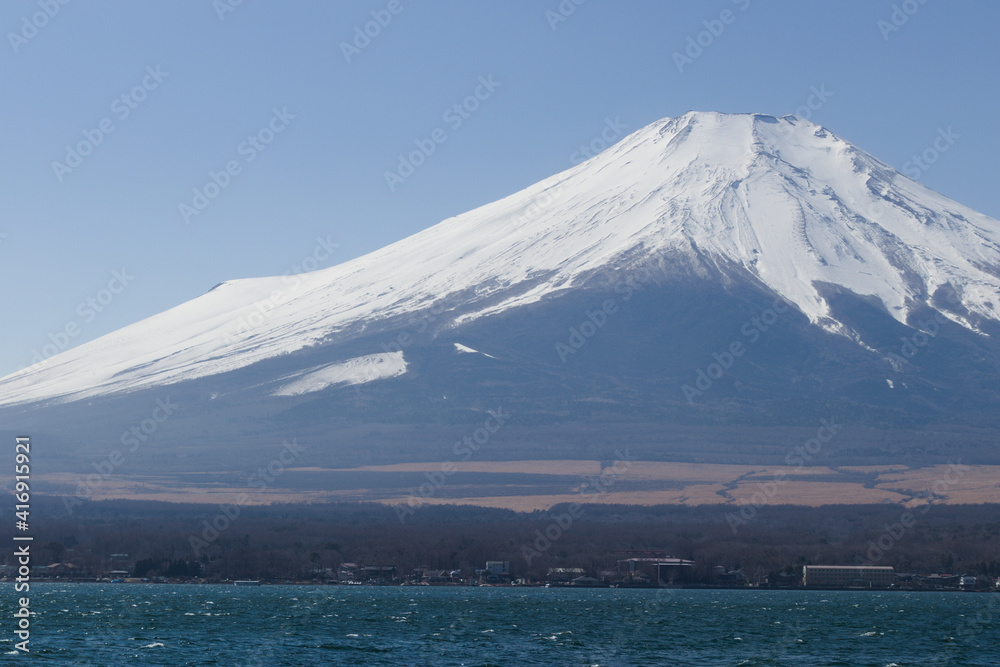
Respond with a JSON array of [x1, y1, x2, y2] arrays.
[[9, 579, 999, 593]]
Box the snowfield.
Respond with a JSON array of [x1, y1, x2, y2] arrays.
[[272, 352, 408, 396], [2, 111, 998, 407]]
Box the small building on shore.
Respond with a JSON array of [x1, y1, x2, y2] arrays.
[[481, 561, 511, 584], [547, 567, 586, 583], [421, 569, 462, 585], [571, 575, 603, 587], [959, 575, 978, 591], [46, 562, 80, 578], [618, 556, 695, 585], [338, 563, 359, 583], [802, 565, 894, 588], [917, 573, 960, 589], [361, 565, 396, 583]]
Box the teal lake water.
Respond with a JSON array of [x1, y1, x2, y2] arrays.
[[2, 584, 997, 665]]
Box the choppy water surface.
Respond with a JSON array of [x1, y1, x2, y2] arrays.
[[1, 584, 997, 665]]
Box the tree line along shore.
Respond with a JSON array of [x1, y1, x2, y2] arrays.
[[5, 497, 1000, 588]]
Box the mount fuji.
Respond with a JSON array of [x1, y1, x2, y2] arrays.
[[4, 111, 1000, 475]]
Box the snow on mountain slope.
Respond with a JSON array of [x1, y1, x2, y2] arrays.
[[272, 352, 407, 396], [2, 111, 999, 407], [454, 343, 496, 359]]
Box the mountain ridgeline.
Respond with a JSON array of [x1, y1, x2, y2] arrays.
[[3, 112, 1000, 474]]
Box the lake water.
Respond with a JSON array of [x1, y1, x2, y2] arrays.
[[2, 584, 998, 665]]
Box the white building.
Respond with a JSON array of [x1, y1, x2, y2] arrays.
[[485, 561, 509, 576]]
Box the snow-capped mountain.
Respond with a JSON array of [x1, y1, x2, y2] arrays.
[[4, 112, 1000, 472]]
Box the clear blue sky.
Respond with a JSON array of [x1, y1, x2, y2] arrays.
[[2, 0, 998, 377]]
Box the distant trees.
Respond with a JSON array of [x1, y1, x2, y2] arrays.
[[9, 496, 1000, 583], [133, 558, 202, 578]]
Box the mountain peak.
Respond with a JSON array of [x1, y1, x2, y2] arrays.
[[614, 111, 998, 332], [2, 113, 999, 407]]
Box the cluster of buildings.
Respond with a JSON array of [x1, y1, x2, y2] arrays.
[[324, 561, 1000, 590], [335, 561, 514, 586], [0, 553, 208, 583], [4, 555, 998, 591], [802, 565, 896, 588], [334, 552, 700, 587], [802, 566, 996, 590]]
